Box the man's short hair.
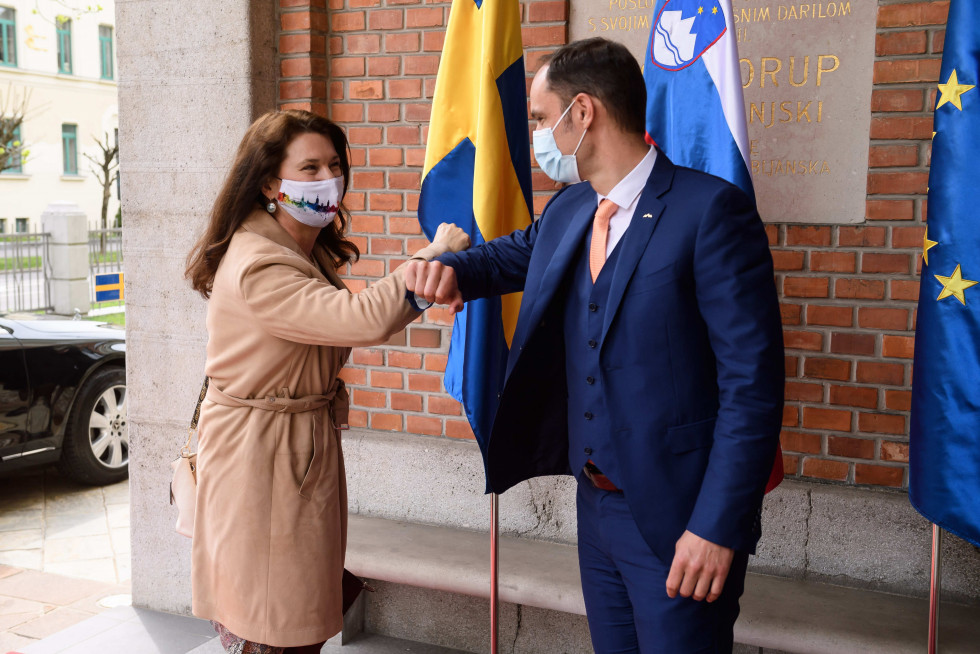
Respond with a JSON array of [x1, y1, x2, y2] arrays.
[[543, 38, 646, 136]]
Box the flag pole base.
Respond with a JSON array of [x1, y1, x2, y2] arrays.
[[490, 492, 499, 654], [928, 523, 942, 654]]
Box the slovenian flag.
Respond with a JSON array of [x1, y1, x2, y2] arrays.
[[910, 0, 980, 547], [645, 0, 783, 492], [418, 0, 532, 485], [644, 0, 753, 197]]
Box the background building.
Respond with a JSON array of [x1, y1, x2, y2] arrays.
[[0, 0, 118, 233]]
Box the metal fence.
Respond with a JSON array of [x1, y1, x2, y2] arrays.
[[89, 228, 124, 310], [0, 227, 52, 314], [0, 227, 125, 315]]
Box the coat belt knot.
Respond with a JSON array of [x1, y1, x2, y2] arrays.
[[206, 380, 349, 429]]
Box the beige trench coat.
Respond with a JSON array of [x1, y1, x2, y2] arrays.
[[191, 210, 449, 647]]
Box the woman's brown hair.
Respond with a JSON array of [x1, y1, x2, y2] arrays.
[[185, 110, 360, 298]]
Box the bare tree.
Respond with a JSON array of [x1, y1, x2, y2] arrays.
[[0, 84, 31, 174], [30, 2, 103, 24], [84, 132, 119, 254]]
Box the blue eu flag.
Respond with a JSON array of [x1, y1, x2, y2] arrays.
[[909, 0, 980, 547]]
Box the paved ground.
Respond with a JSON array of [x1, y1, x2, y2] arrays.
[[0, 470, 132, 652], [0, 565, 131, 653], [0, 471, 461, 653], [0, 471, 130, 584]]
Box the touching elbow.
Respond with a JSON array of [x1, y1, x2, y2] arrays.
[[360, 321, 397, 346]]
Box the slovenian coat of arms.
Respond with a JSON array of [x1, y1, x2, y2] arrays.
[[650, 0, 728, 71]]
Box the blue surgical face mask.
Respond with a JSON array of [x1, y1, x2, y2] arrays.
[[533, 103, 588, 184]]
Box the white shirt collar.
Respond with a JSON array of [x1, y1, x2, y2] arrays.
[[597, 146, 658, 209]]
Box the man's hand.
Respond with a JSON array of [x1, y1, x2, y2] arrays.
[[432, 222, 470, 253], [404, 259, 463, 313], [665, 530, 734, 603]]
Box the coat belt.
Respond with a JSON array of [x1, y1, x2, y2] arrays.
[[205, 380, 349, 428], [204, 380, 350, 501]]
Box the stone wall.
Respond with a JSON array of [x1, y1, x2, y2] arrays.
[[117, 0, 277, 613]]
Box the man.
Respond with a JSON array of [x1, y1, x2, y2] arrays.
[[406, 38, 784, 653]]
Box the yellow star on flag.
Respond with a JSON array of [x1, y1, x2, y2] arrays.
[[922, 227, 938, 265], [935, 264, 978, 305], [937, 70, 975, 111], [712, 6, 718, 14], [698, 6, 703, 14]]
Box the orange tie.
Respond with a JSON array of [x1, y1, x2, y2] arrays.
[[589, 199, 618, 282]]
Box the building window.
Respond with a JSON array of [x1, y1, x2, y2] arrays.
[[1, 121, 22, 173], [56, 16, 71, 74], [15, 217, 27, 233], [0, 7, 15, 67], [62, 124, 77, 174], [0, 219, 6, 233], [99, 25, 113, 80]]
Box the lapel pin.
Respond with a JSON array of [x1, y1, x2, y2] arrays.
[[642, 213, 653, 219]]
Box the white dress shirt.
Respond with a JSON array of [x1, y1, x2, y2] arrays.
[[596, 146, 658, 257]]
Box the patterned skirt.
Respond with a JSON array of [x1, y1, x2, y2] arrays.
[[211, 621, 286, 654]]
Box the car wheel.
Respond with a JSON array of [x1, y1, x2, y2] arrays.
[[58, 366, 129, 485]]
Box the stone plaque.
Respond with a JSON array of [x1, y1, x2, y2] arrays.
[[569, 1, 879, 224], [568, 0, 656, 65]]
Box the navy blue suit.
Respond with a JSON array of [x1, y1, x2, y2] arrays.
[[437, 153, 784, 651]]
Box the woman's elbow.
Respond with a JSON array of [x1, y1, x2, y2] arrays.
[[359, 318, 403, 346]]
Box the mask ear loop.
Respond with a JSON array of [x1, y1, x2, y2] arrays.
[[571, 126, 588, 156], [555, 101, 575, 129], [556, 100, 587, 156]]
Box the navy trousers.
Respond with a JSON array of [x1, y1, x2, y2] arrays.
[[576, 479, 749, 653]]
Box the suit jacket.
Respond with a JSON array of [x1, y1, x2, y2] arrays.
[[437, 153, 784, 562]]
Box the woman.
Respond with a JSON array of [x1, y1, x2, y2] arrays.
[[184, 109, 468, 654]]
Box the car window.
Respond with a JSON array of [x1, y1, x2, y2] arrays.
[[0, 330, 29, 459]]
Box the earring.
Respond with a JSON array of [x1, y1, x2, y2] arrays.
[[266, 200, 277, 214]]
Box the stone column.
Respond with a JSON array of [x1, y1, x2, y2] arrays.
[[41, 202, 90, 317], [116, 0, 277, 614]]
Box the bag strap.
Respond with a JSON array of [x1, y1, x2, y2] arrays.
[[181, 377, 209, 455]]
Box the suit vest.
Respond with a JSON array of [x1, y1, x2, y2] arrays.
[[564, 224, 624, 486]]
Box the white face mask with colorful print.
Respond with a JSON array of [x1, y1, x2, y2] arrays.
[[275, 176, 344, 228]]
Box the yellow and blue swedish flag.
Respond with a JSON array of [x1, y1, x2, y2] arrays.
[[418, 0, 532, 479], [909, 0, 980, 547], [94, 273, 124, 302]]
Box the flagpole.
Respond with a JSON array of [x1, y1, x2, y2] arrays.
[[928, 523, 943, 654], [490, 492, 500, 654]]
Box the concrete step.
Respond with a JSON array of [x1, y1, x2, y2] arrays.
[[326, 634, 469, 654], [739, 573, 980, 654], [8, 606, 467, 654], [346, 513, 980, 654], [346, 513, 584, 616], [14, 606, 214, 654]]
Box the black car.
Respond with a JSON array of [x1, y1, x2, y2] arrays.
[[0, 313, 127, 485]]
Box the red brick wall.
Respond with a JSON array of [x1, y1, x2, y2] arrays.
[[275, 0, 944, 489], [773, 0, 945, 488]]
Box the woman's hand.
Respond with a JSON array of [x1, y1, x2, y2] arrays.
[[433, 222, 470, 253]]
